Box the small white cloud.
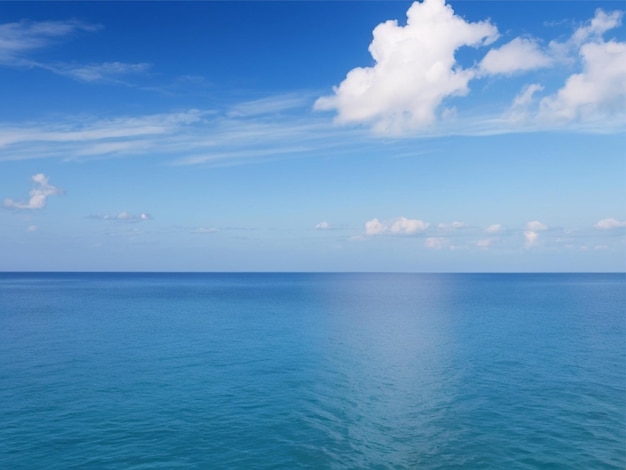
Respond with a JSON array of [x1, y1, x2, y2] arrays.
[[526, 220, 548, 231], [524, 230, 539, 248], [425, 237, 446, 249], [90, 211, 152, 223], [115, 211, 133, 221], [3, 173, 61, 210], [315, 0, 498, 135], [390, 217, 429, 234], [193, 227, 218, 234], [485, 223, 504, 233], [315, 221, 330, 230], [594, 217, 626, 229], [437, 221, 465, 230], [365, 218, 387, 236], [476, 238, 492, 249], [365, 216, 429, 236], [479, 37, 553, 76], [26, 225, 37, 233]]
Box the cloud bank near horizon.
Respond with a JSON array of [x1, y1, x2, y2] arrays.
[[358, 216, 624, 252]]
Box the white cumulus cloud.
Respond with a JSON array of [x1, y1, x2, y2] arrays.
[[539, 39, 626, 123], [365, 216, 429, 236], [315, 221, 330, 230], [365, 218, 388, 236], [524, 230, 540, 248], [390, 217, 429, 234], [3, 173, 62, 210], [314, 0, 498, 135], [526, 220, 548, 231], [425, 237, 446, 249], [438, 221, 465, 230], [497, 9, 626, 129], [485, 223, 504, 233], [479, 37, 553, 75], [476, 238, 493, 249], [523, 221, 548, 248], [594, 217, 626, 229]]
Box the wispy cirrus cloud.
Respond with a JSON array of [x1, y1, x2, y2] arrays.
[[0, 101, 370, 166], [0, 109, 208, 161], [3, 173, 62, 210], [47, 61, 151, 83], [0, 19, 150, 83], [227, 93, 315, 118], [0, 19, 99, 63]]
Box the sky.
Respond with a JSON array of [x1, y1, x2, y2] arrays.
[[0, 0, 624, 272]]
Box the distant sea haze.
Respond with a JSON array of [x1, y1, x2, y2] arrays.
[[1, 273, 624, 468]]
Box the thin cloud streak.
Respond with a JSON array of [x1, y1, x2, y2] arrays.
[[0, 103, 370, 165], [0, 101, 622, 168], [0, 19, 151, 84]]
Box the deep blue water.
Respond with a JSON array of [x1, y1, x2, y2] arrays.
[[0, 273, 624, 469]]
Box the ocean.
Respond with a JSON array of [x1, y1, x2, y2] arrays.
[[0, 273, 624, 469]]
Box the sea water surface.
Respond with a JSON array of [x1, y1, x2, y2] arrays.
[[0, 273, 624, 469]]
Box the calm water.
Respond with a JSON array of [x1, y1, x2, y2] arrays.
[[0, 273, 624, 469]]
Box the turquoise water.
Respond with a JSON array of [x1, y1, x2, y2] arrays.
[[1, 273, 624, 469]]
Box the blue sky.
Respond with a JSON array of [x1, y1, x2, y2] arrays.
[[0, 0, 624, 272]]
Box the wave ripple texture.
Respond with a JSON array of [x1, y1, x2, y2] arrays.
[[1, 273, 624, 469]]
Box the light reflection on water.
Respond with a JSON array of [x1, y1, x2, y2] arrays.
[[0, 273, 624, 468]]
